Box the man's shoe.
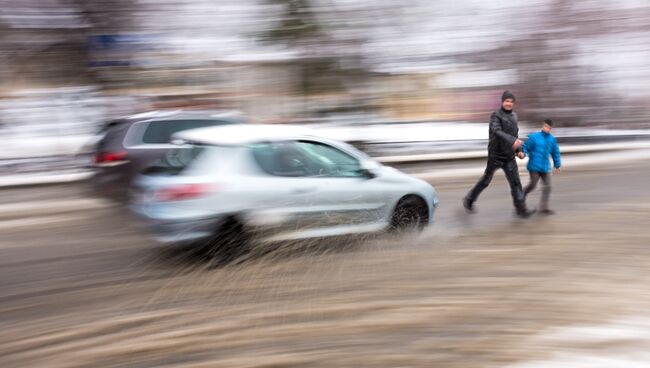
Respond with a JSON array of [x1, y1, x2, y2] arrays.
[[516, 208, 537, 219], [540, 209, 555, 215], [463, 198, 475, 213]]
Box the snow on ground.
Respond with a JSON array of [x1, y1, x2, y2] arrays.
[[503, 317, 650, 368]]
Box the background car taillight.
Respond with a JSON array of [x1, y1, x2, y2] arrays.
[[94, 151, 129, 166], [153, 183, 216, 202]]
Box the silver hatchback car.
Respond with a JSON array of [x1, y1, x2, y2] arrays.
[[129, 124, 439, 250]]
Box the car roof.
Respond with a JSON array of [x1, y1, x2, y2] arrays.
[[122, 109, 244, 123], [173, 124, 321, 146]]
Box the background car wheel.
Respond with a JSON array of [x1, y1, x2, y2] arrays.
[[390, 196, 428, 233]]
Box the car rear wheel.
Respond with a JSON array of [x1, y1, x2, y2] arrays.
[[390, 196, 428, 233], [205, 217, 251, 263]]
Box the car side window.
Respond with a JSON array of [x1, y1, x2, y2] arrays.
[[295, 141, 363, 177], [251, 142, 315, 177]]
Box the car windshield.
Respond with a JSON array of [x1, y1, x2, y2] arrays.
[[332, 140, 372, 161]]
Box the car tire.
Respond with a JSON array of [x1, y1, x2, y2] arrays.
[[390, 196, 428, 233], [206, 217, 251, 263]]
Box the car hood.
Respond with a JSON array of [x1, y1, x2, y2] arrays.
[[379, 165, 435, 191]]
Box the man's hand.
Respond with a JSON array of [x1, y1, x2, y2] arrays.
[[512, 139, 523, 149], [553, 168, 561, 174], [517, 152, 525, 159]]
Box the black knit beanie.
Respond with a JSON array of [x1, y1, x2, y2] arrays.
[[501, 90, 516, 102]]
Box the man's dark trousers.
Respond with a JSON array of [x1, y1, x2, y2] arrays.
[[466, 156, 525, 211]]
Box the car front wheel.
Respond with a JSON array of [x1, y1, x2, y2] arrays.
[[390, 196, 428, 233]]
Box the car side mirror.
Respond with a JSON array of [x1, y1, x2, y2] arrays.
[[359, 160, 381, 179]]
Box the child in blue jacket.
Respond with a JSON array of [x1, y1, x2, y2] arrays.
[[519, 119, 561, 214]]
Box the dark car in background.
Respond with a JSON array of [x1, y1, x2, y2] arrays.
[[89, 110, 242, 201]]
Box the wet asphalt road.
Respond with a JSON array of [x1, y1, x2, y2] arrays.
[[1, 158, 650, 367]]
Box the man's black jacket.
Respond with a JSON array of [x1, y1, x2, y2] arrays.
[[488, 108, 520, 160]]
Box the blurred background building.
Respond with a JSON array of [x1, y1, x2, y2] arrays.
[[2, 0, 650, 147]]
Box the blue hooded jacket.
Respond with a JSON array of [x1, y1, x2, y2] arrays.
[[522, 131, 561, 173]]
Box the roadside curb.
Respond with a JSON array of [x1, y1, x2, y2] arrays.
[[0, 172, 92, 189], [377, 141, 650, 164], [0, 198, 113, 221], [414, 147, 650, 181], [1, 147, 649, 220], [1, 142, 650, 189]]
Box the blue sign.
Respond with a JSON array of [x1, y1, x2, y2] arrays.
[[88, 34, 160, 67]]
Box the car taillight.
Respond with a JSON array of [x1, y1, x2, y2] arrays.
[[94, 151, 129, 165], [153, 183, 216, 202]]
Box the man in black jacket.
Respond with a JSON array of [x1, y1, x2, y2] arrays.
[[463, 90, 536, 218]]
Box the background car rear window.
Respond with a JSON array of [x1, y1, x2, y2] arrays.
[[142, 120, 235, 144]]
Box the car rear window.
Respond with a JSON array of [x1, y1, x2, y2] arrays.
[[143, 145, 235, 176], [142, 145, 207, 176], [141, 119, 235, 144], [97, 120, 129, 151]]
